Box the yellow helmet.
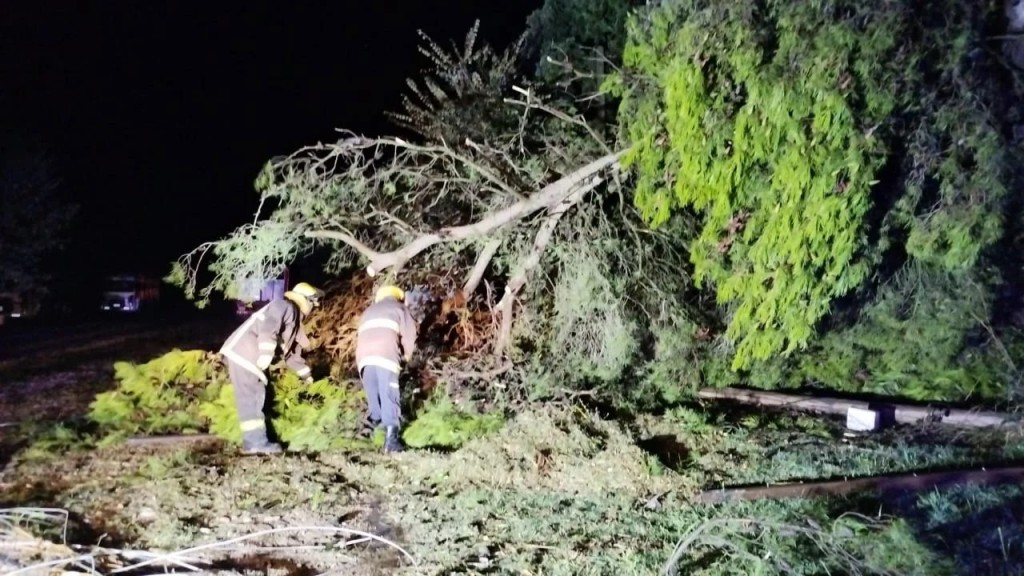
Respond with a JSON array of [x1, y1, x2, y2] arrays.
[[374, 285, 405, 303], [285, 282, 325, 314]]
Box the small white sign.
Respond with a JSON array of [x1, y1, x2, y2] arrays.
[[846, 407, 879, 432]]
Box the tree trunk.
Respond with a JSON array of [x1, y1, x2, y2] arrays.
[[696, 464, 1024, 504], [697, 387, 1020, 429]]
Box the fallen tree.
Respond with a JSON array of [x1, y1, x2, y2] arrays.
[[167, 21, 695, 402], [169, 2, 1024, 409]]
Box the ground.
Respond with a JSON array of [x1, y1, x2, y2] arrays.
[[1, 314, 1024, 575]]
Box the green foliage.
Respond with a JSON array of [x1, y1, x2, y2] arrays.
[[199, 372, 365, 452], [508, 195, 698, 401], [165, 220, 301, 306], [9, 400, 1024, 574], [547, 231, 641, 382], [524, 0, 639, 86], [89, 349, 366, 452], [15, 423, 91, 463], [611, 0, 1016, 381], [789, 264, 1016, 400], [664, 510, 952, 576], [386, 19, 525, 145], [614, 1, 909, 369], [89, 349, 225, 441], [402, 395, 505, 449], [90, 347, 505, 453]]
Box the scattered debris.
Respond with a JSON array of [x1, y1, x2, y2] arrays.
[[0, 507, 418, 575]]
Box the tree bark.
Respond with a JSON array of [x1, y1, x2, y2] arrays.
[[697, 387, 1020, 429], [492, 176, 604, 359], [462, 238, 502, 296], [696, 464, 1024, 504], [305, 150, 625, 277]]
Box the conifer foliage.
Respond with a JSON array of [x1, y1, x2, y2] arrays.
[[89, 350, 224, 438], [165, 0, 1024, 405], [609, 0, 1023, 399], [88, 349, 364, 451], [87, 349, 506, 451]]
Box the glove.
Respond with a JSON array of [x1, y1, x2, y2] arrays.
[[256, 354, 273, 371]]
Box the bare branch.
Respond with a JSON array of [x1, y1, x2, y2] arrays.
[[364, 134, 527, 200], [305, 228, 383, 265], [493, 175, 607, 358], [304, 150, 624, 277], [506, 86, 613, 154], [463, 238, 503, 296]]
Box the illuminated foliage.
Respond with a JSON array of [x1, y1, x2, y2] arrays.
[[610, 0, 1017, 377]]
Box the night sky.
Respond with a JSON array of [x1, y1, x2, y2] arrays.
[[2, 2, 541, 299]]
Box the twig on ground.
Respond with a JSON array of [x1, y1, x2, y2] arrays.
[[107, 525, 417, 573], [2, 509, 419, 575]]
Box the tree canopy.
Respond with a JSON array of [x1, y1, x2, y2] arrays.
[[172, 0, 1024, 405], [610, 0, 1023, 400]]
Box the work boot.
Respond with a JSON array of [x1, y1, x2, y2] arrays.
[[241, 430, 283, 455], [383, 426, 404, 454]]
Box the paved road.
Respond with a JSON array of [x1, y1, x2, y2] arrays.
[[0, 312, 239, 374]]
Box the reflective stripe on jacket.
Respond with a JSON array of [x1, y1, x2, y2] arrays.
[[219, 298, 310, 383], [355, 297, 417, 374]]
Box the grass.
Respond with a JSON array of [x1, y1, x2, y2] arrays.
[[3, 398, 1024, 575]]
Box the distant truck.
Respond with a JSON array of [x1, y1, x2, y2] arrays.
[[100, 274, 161, 313], [234, 269, 290, 317], [0, 292, 29, 325]]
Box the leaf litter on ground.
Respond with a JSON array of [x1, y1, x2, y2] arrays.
[[4, 400, 1024, 575]]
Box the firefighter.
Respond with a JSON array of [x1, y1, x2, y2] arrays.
[[219, 281, 325, 454], [355, 284, 418, 453]]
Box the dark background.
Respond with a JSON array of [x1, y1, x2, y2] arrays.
[[1, 1, 541, 312]]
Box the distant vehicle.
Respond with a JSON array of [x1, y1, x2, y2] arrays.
[[234, 269, 290, 317], [0, 292, 28, 326], [100, 274, 161, 312]]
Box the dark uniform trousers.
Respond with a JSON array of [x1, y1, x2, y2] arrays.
[[360, 366, 402, 428], [220, 298, 310, 445], [227, 359, 272, 439]]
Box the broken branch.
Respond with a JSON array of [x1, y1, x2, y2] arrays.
[[463, 238, 502, 296], [305, 150, 624, 277], [493, 175, 606, 358]]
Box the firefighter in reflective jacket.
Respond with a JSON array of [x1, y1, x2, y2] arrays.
[[219, 282, 325, 454], [355, 285, 418, 453]]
